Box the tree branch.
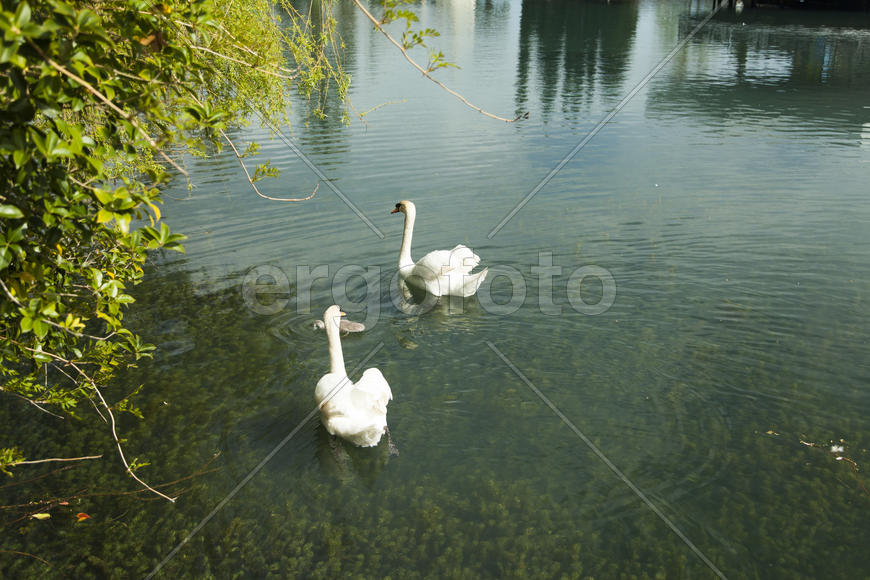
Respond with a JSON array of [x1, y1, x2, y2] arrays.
[[350, 0, 526, 123], [0, 387, 65, 420], [0, 550, 51, 568], [2, 276, 117, 342], [27, 41, 189, 177], [0, 276, 21, 306], [172, 17, 300, 76], [2, 339, 175, 502], [66, 359, 177, 503], [219, 129, 318, 202], [191, 45, 298, 80], [10, 454, 103, 467]]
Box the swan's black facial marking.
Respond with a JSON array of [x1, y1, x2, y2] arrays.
[[391, 202, 403, 214]]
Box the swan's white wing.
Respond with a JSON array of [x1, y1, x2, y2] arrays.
[[315, 372, 347, 408], [455, 267, 488, 297], [445, 245, 487, 296], [318, 369, 389, 447], [447, 245, 481, 274], [414, 246, 479, 275], [408, 246, 486, 297], [353, 368, 392, 412], [413, 249, 454, 277], [317, 371, 389, 447], [406, 250, 452, 296]]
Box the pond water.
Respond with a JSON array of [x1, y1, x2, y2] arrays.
[[3, 0, 870, 578]]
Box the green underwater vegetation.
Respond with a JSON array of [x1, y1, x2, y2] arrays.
[[2, 264, 867, 578]]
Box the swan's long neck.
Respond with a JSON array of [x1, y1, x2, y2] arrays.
[[325, 318, 346, 376], [398, 206, 416, 269]]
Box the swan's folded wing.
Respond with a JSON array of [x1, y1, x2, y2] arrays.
[[448, 244, 481, 274], [315, 372, 347, 408], [415, 249, 455, 277], [353, 368, 393, 412], [409, 246, 485, 297]]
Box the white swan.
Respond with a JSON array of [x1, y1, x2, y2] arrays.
[[314, 305, 393, 448], [391, 200, 488, 297]]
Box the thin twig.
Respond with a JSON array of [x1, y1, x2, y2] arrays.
[[349, 98, 407, 129], [173, 17, 300, 76], [0, 283, 97, 348], [10, 454, 103, 467], [0, 464, 80, 491], [67, 174, 98, 189], [27, 41, 188, 177], [49, 362, 108, 424], [0, 388, 65, 419], [2, 338, 174, 502], [191, 46, 298, 80], [43, 318, 117, 342], [0, 276, 21, 306], [66, 360, 176, 503], [351, 0, 524, 123], [219, 129, 318, 202], [1, 454, 220, 510], [0, 550, 51, 567]]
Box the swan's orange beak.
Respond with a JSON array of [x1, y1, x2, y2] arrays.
[[339, 311, 346, 316], [391, 207, 400, 214]]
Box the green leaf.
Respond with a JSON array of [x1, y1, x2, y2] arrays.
[[20, 315, 33, 333], [0, 205, 24, 219], [90, 268, 103, 288], [7, 224, 26, 243], [12, 149, 29, 167], [96, 209, 113, 223], [93, 188, 112, 204], [14, 2, 31, 28], [0, 44, 22, 67], [116, 294, 135, 304], [32, 351, 52, 364], [115, 213, 131, 234], [33, 320, 48, 339]]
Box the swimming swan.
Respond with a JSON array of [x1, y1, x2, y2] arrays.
[[314, 305, 393, 448], [391, 200, 488, 297]]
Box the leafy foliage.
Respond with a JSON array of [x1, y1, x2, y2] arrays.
[[0, 0, 346, 484], [379, 0, 456, 73]]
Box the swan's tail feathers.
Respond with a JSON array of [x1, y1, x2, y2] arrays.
[[462, 267, 488, 297], [324, 416, 386, 447], [447, 244, 487, 297], [449, 244, 482, 274]]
